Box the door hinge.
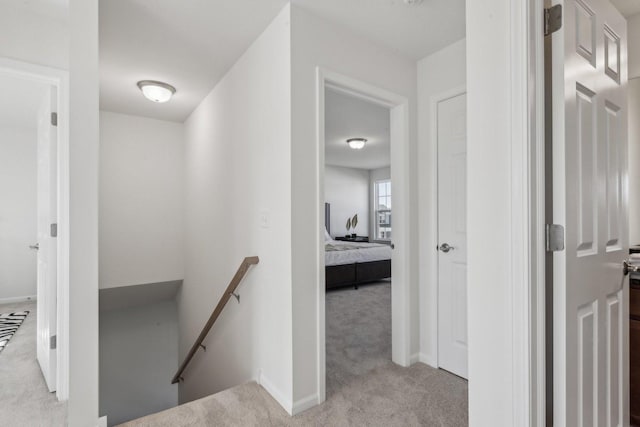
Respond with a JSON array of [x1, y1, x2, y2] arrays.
[[544, 5, 562, 36], [50, 335, 57, 350], [50, 223, 57, 238], [546, 224, 565, 252], [50, 112, 58, 127]]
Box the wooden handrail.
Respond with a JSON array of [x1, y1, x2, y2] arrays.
[[171, 256, 259, 384]]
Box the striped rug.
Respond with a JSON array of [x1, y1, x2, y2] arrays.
[[0, 311, 29, 354]]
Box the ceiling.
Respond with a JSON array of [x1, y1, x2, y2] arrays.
[[99, 0, 465, 123], [99, 0, 289, 122], [292, 0, 465, 61], [611, 0, 640, 17], [325, 88, 390, 170], [0, 75, 49, 130]]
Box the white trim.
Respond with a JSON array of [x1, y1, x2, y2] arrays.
[[97, 416, 107, 427], [529, 0, 547, 425], [316, 68, 412, 405], [509, 0, 532, 422], [0, 57, 70, 401], [315, 67, 327, 405], [418, 352, 435, 366], [423, 85, 467, 372], [292, 393, 319, 415], [0, 295, 37, 304], [510, 0, 545, 425], [258, 371, 293, 415]]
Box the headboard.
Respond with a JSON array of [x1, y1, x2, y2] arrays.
[[325, 203, 331, 235]]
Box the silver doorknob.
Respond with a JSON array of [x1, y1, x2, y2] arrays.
[[29, 243, 39, 250], [438, 243, 454, 253], [623, 259, 640, 276]]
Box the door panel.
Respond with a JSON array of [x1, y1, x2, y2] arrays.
[[36, 86, 57, 392], [437, 92, 468, 379], [552, 0, 628, 425]]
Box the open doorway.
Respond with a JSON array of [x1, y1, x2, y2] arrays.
[[316, 70, 413, 402], [322, 85, 393, 396], [0, 58, 69, 422]]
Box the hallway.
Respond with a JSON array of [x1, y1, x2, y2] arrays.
[[0, 301, 67, 425]]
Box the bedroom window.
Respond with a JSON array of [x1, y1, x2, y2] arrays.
[[375, 180, 392, 241]]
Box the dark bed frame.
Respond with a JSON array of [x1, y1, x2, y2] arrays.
[[325, 203, 391, 290]]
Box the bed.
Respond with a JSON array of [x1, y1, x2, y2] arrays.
[[324, 203, 392, 290]]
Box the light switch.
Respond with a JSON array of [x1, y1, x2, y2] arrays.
[[259, 209, 271, 229]]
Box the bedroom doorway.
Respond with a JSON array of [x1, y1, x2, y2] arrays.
[[322, 83, 393, 397], [316, 70, 411, 402], [0, 57, 70, 402]]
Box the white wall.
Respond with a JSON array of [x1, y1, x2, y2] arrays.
[[99, 111, 184, 289], [99, 301, 178, 427], [467, 0, 524, 423], [416, 39, 466, 364], [0, 127, 37, 301], [324, 165, 369, 237], [369, 166, 391, 241], [0, 7, 68, 70], [627, 15, 640, 244], [69, 0, 100, 424], [179, 5, 293, 410], [290, 4, 419, 407], [0, 2, 99, 424]]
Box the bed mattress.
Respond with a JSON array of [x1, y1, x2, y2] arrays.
[[324, 241, 392, 266]]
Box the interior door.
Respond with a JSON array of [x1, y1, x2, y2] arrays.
[[437, 92, 468, 379], [36, 86, 57, 392], [551, 0, 628, 424]]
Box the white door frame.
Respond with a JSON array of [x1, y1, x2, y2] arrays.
[[466, 0, 546, 425], [0, 57, 70, 401], [315, 68, 412, 403], [424, 85, 466, 371]]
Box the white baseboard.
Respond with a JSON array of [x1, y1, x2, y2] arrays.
[[0, 295, 37, 304], [292, 393, 318, 415], [418, 352, 437, 368], [410, 352, 420, 365], [258, 371, 293, 415], [97, 416, 107, 427]]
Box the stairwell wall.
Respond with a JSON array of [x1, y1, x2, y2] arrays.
[[99, 111, 184, 289], [179, 4, 293, 409]]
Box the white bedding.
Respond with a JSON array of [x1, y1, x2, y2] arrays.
[[324, 240, 392, 267]]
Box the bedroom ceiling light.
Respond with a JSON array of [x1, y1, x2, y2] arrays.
[[137, 80, 176, 103], [346, 138, 367, 150]]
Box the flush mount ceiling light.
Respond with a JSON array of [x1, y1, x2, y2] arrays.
[[137, 80, 176, 103], [346, 138, 367, 150]]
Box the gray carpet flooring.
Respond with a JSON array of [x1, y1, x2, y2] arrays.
[[122, 281, 468, 426], [0, 301, 67, 426], [326, 280, 393, 397]]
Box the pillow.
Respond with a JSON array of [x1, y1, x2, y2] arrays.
[[324, 228, 333, 242]]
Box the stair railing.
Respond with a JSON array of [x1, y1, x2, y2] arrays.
[[171, 256, 259, 384]]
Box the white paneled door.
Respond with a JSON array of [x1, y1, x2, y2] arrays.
[[551, 0, 629, 425], [36, 86, 57, 392], [437, 92, 468, 379]]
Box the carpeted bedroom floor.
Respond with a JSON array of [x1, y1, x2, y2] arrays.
[[122, 281, 469, 426], [325, 280, 393, 397], [0, 300, 67, 426]]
